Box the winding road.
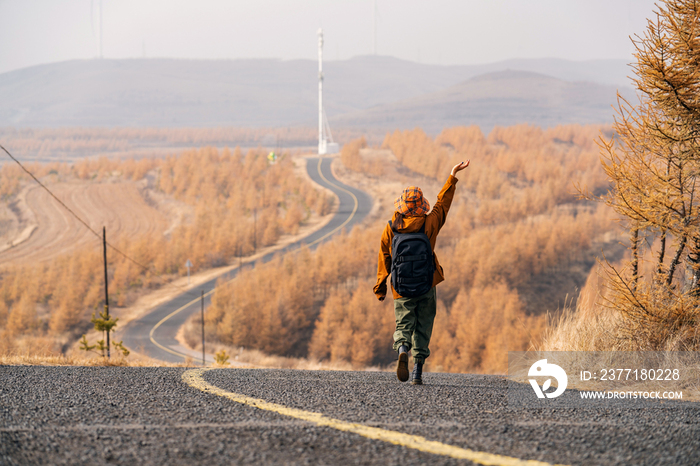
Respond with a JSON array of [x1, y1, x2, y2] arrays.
[[121, 156, 372, 364]]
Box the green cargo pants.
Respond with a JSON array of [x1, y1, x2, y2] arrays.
[[392, 287, 436, 364]]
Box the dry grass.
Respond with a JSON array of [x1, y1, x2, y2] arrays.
[[540, 262, 700, 352], [0, 347, 389, 372], [0, 352, 190, 367], [0, 337, 198, 367], [538, 296, 623, 352], [536, 270, 700, 402]]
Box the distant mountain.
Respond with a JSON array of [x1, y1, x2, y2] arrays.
[[0, 59, 318, 127], [332, 70, 635, 133], [0, 57, 634, 130]]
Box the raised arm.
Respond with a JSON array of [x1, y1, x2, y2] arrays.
[[428, 160, 470, 231]]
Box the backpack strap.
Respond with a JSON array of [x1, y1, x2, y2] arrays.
[[396, 275, 432, 284], [419, 218, 426, 234], [394, 254, 428, 263], [388, 219, 397, 234]]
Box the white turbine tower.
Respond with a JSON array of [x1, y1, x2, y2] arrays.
[[318, 29, 339, 155]]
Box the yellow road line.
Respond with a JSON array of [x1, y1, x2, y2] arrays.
[[306, 156, 359, 247], [182, 369, 566, 466], [149, 157, 361, 360], [149, 290, 216, 359]]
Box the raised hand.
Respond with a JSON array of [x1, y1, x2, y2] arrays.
[[451, 160, 470, 177]]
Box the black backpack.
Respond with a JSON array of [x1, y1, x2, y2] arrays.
[[389, 219, 435, 298]]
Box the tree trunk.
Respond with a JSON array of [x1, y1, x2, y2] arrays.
[[667, 235, 687, 286], [687, 235, 700, 296], [657, 229, 667, 280], [631, 226, 640, 292]]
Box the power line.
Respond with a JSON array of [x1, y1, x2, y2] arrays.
[[0, 143, 188, 293], [1, 145, 101, 239]]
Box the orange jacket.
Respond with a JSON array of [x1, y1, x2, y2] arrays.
[[373, 175, 458, 300]]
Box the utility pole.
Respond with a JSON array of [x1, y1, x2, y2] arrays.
[[201, 290, 205, 367], [103, 226, 110, 358]]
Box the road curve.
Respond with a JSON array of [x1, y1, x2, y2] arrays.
[[121, 157, 372, 363], [2, 366, 699, 465]]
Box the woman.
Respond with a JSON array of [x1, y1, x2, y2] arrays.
[[374, 160, 470, 384]]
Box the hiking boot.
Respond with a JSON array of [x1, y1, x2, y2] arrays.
[[411, 361, 423, 385], [396, 345, 409, 382]]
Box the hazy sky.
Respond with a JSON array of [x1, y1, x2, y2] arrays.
[[0, 0, 658, 75]]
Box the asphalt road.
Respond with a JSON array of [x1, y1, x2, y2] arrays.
[[120, 156, 372, 364], [2, 366, 699, 465]]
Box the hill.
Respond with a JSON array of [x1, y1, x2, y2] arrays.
[[333, 70, 634, 133], [0, 57, 632, 130]]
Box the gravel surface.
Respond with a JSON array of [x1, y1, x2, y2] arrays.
[[1, 366, 699, 465]]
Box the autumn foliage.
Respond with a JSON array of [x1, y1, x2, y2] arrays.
[[340, 137, 384, 176], [191, 228, 395, 367], [0, 147, 329, 354], [196, 124, 616, 373], [550, 0, 700, 352], [2, 121, 623, 371]]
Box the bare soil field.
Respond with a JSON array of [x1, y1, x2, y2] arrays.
[[0, 181, 172, 266], [0, 153, 333, 269]]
